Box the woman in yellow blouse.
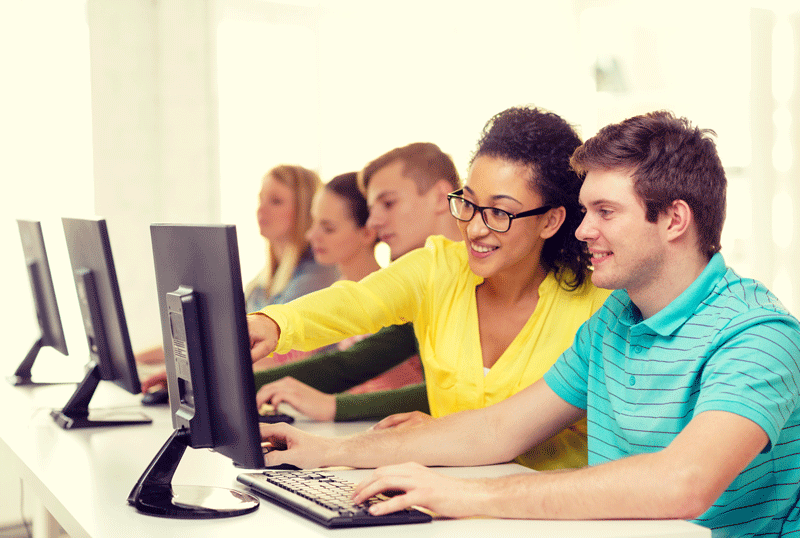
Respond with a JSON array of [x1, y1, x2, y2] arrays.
[[248, 106, 611, 470]]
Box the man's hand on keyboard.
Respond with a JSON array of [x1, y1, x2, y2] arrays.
[[351, 462, 477, 518], [260, 423, 335, 469]]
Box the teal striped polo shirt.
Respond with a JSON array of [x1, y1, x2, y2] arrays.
[[544, 253, 800, 537]]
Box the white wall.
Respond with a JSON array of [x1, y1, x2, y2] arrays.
[[219, 0, 590, 281], [0, 3, 94, 528], [87, 0, 221, 351]]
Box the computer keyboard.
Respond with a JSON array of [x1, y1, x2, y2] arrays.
[[237, 469, 432, 528], [257, 403, 294, 423]]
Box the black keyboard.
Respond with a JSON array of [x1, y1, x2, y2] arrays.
[[237, 469, 432, 528]]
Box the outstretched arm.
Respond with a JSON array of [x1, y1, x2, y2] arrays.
[[352, 409, 768, 521], [260, 379, 584, 470], [252, 323, 419, 393]]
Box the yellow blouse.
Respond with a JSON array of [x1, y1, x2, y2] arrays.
[[262, 236, 611, 470]]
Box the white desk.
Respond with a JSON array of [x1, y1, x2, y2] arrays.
[[0, 371, 711, 538]]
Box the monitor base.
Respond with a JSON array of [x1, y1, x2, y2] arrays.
[[7, 375, 74, 387], [50, 409, 152, 430], [131, 485, 259, 519]]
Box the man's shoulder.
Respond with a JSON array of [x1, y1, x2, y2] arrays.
[[680, 268, 800, 360], [706, 268, 797, 325]]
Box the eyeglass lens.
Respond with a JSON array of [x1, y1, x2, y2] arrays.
[[449, 197, 510, 231]]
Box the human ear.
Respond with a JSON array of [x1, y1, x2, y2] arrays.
[[540, 206, 566, 239], [431, 180, 454, 214], [664, 199, 692, 241]]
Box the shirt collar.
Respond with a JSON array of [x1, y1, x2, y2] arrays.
[[619, 253, 726, 336]]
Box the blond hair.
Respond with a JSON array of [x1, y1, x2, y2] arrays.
[[244, 164, 321, 300]]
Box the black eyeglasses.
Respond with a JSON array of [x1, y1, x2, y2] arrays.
[[447, 189, 552, 233]]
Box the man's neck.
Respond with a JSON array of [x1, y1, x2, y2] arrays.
[[630, 250, 710, 319]]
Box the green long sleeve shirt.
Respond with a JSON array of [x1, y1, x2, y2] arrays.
[[252, 323, 429, 421]]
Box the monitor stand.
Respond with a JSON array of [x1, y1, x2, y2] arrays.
[[50, 363, 151, 429], [128, 428, 260, 518], [7, 337, 73, 386]]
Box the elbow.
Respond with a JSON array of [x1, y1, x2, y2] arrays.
[[669, 494, 712, 521], [662, 466, 720, 520]]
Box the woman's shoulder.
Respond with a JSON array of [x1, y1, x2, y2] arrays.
[[425, 234, 464, 250], [385, 236, 472, 290], [422, 235, 471, 276], [271, 252, 339, 305]]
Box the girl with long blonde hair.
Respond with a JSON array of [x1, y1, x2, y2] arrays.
[[245, 164, 338, 311]]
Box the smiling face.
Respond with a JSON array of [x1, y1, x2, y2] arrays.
[[576, 168, 668, 299], [365, 160, 441, 260], [256, 174, 296, 242], [459, 155, 557, 281], [306, 188, 374, 267]]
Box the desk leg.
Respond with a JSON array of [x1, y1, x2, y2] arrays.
[[32, 499, 63, 538]]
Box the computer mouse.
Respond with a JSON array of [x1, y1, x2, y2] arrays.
[[141, 387, 170, 406]]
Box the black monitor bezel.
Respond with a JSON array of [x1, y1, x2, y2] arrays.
[[150, 223, 263, 468], [61, 217, 142, 395], [9, 220, 72, 386], [17, 219, 69, 356]]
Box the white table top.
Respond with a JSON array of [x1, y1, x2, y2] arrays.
[[0, 352, 710, 538]]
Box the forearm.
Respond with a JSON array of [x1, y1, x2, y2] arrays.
[[324, 406, 511, 469], [329, 379, 584, 469], [253, 324, 420, 394], [314, 323, 420, 391], [464, 410, 769, 521], [253, 352, 351, 393], [335, 384, 429, 421], [263, 283, 415, 354], [264, 379, 588, 474], [466, 451, 697, 520], [262, 249, 431, 354]]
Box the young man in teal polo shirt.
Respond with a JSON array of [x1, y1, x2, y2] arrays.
[[255, 111, 800, 537]]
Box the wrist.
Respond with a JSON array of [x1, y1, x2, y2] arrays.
[[319, 435, 351, 467], [473, 474, 538, 519], [250, 312, 281, 339]]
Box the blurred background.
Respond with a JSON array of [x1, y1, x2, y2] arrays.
[[1, 0, 798, 529]]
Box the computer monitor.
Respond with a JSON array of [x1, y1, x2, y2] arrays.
[[53, 217, 151, 429], [128, 223, 263, 519], [9, 220, 70, 386]]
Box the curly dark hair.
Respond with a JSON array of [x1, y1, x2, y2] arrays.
[[470, 106, 590, 290]]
